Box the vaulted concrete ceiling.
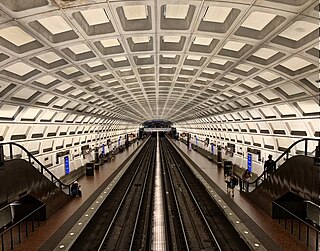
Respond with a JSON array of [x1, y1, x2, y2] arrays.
[[0, 0, 318, 124]]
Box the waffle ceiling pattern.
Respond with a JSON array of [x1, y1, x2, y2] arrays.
[[0, 0, 318, 124]]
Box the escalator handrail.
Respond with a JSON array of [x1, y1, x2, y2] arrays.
[[247, 138, 320, 187], [0, 142, 71, 195]]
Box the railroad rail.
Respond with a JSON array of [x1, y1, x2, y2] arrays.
[[70, 135, 251, 250], [70, 138, 155, 251], [161, 137, 251, 250]]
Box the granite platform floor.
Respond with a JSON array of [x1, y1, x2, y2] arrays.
[[11, 138, 312, 251]]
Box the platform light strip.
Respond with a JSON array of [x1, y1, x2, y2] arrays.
[[152, 132, 167, 250]]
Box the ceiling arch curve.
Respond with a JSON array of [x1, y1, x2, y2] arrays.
[[0, 0, 318, 125]]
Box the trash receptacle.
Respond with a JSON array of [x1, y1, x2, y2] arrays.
[[217, 145, 222, 164], [86, 162, 94, 176], [10, 201, 22, 222], [224, 161, 232, 175]]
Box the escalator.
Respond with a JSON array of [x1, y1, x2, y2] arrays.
[[236, 138, 320, 250], [245, 155, 319, 216], [0, 159, 70, 220], [0, 143, 72, 223]]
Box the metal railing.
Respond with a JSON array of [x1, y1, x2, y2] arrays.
[[273, 201, 319, 250], [0, 142, 71, 195], [240, 138, 320, 193], [0, 204, 45, 251]]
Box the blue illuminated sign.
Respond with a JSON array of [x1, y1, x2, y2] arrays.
[[64, 156, 70, 175], [211, 144, 214, 154], [102, 144, 105, 154], [247, 153, 252, 172]]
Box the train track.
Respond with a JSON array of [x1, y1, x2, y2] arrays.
[[70, 138, 156, 251], [97, 138, 155, 251], [71, 136, 250, 250], [160, 137, 250, 250]]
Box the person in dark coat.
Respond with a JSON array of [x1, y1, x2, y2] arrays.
[[225, 171, 238, 197], [264, 155, 276, 179], [71, 181, 81, 196]]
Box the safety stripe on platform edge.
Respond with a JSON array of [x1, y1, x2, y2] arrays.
[[169, 139, 267, 251], [53, 139, 148, 251]]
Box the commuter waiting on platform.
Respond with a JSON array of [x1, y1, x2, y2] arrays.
[[242, 169, 251, 182], [110, 150, 116, 160], [242, 169, 252, 191], [71, 181, 82, 197], [264, 155, 276, 179], [225, 171, 238, 197], [106, 152, 111, 162]]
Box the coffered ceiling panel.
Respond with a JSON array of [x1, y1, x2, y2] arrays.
[[0, 0, 318, 124]]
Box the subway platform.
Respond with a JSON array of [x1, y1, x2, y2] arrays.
[[13, 141, 142, 251], [171, 139, 308, 251], [14, 138, 307, 251]]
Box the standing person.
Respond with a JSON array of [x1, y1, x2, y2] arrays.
[[225, 171, 232, 193], [229, 175, 238, 197], [242, 169, 251, 191], [264, 155, 276, 179], [71, 181, 81, 196], [106, 152, 111, 162], [226, 172, 238, 197], [242, 169, 251, 181]]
